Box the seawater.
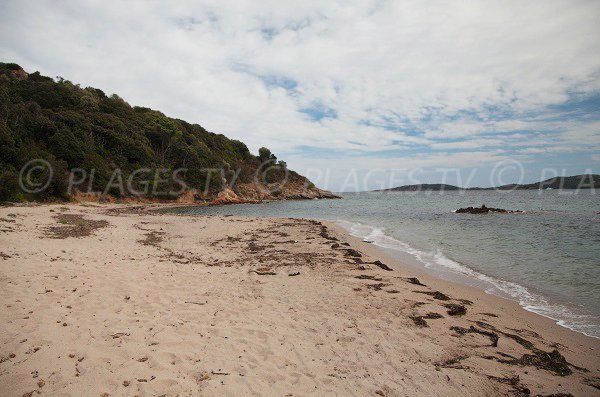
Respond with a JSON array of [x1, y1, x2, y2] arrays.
[[166, 190, 600, 338]]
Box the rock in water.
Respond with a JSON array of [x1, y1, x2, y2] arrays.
[[455, 204, 522, 214]]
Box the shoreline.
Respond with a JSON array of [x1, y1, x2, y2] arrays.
[[162, 201, 600, 340], [327, 221, 600, 346], [1, 203, 598, 396], [333, 220, 599, 340]]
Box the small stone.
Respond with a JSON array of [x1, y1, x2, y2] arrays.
[[9, 353, 15, 358], [37, 379, 45, 388], [122, 380, 130, 387]]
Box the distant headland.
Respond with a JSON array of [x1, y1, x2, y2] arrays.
[[375, 174, 599, 192]]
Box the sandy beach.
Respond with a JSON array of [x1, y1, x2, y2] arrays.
[[0, 203, 598, 397]]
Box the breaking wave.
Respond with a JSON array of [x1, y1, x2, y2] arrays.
[[337, 220, 600, 338]]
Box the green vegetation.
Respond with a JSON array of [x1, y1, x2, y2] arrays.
[[0, 63, 291, 201]]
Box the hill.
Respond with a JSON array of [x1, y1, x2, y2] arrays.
[[376, 184, 462, 192], [0, 62, 337, 203], [376, 175, 599, 192], [492, 175, 599, 190]]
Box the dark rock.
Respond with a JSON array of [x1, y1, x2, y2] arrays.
[[455, 204, 523, 214]]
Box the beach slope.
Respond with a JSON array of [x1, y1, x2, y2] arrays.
[[0, 204, 598, 396]]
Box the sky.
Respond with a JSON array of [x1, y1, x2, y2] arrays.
[[1, 0, 599, 191]]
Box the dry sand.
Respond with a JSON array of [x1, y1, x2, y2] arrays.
[[0, 203, 598, 396]]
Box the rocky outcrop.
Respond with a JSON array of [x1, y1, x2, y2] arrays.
[[11, 67, 28, 80], [456, 205, 522, 214], [211, 187, 253, 205], [211, 185, 339, 204], [176, 189, 199, 204], [0, 62, 340, 204], [221, 177, 340, 203]]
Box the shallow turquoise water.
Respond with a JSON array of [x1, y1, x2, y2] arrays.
[[167, 190, 600, 338]]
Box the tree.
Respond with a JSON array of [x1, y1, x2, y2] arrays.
[[258, 147, 272, 161], [0, 63, 304, 201]]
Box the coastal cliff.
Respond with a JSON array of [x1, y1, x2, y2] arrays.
[[0, 63, 338, 203]]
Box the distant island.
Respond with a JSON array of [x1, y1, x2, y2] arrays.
[[376, 174, 599, 192]]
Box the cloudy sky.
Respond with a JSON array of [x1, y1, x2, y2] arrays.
[[1, 0, 599, 191]]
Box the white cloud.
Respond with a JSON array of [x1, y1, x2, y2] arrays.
[[1, 0, 599, 190]]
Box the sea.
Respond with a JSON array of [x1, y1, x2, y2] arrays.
[[166, 190, 600, 338]]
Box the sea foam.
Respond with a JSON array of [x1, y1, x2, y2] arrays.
[[337, 220, 599, 338]]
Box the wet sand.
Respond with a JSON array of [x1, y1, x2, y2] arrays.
[[0, 203, 598, 396]]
